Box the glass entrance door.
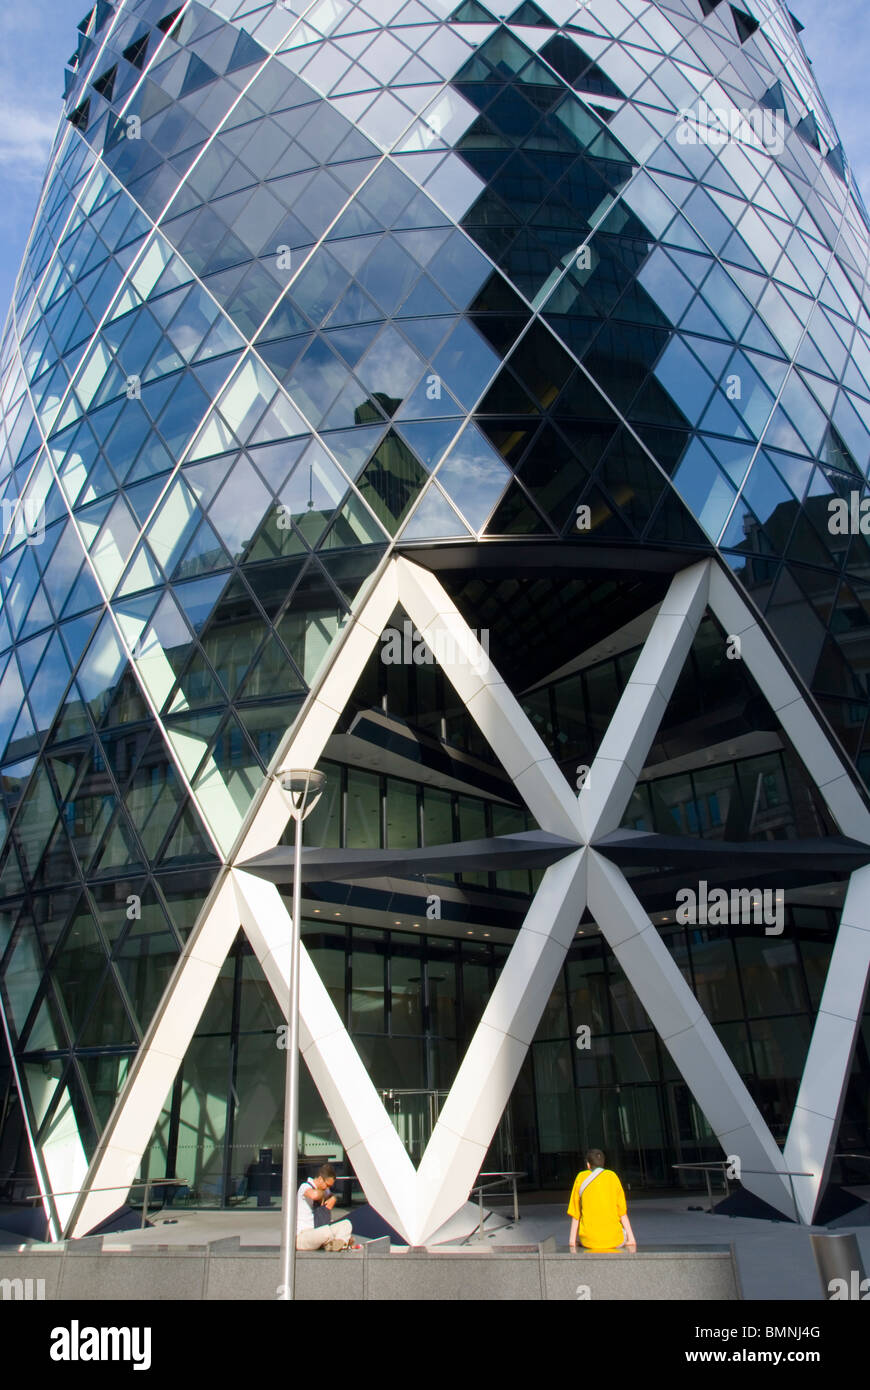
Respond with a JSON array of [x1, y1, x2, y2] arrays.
[[379, 1088, 446, 1166], [666, 1080, 718, 1194], [575, 1084, 670, 1191], [380, 1088, 516, 1175]]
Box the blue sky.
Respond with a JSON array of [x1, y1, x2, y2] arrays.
[[0, 0, 867, 322], [0, 2, 87, 321]]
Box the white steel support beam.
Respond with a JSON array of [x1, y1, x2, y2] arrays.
[[708, 567, 870, 1220], [68, 876, 243, 1237], [67, 556, 870, 1240]]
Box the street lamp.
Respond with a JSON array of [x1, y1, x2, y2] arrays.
[[276, 767, 326, 1302]]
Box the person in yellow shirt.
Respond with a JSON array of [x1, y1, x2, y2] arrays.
[[567, 1148, 636, 1253]]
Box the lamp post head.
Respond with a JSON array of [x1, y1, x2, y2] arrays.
[[278, 768, 326, 819]]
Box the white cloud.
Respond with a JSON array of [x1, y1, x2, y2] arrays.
[[0, 101, 61, 183]]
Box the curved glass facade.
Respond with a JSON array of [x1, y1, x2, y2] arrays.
[[0, 0, 869, 1233]]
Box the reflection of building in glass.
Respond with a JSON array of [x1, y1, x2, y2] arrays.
[[1, 0, 869, 1241]]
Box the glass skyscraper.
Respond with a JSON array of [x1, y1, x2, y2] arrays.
[[0, 0, 869, 1244]]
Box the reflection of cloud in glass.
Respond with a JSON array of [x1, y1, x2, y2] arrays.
[[208, 458, 271, 557], [282, 442, 347, 516], [287, 339, 348, 417], [169, 309, 213, 360], [147, 595, 191, 661], [0, 664, 24, 742], [45, 527, 83, 590], [435, 424, 510, 531], [77, 622, 125, 704], [357, 327, 423, 399]]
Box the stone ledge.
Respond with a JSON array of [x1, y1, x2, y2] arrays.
[[0, 1245, 739, 1301]]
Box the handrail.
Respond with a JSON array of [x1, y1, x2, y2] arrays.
[[22, 1179, 182, 1203], [672, 1161, 731, 1213], [22, 1178, 189, 1240], [671, 1161, 732, 1169], [18, 1167, 358, 1241], [464, 1170, 526, 1244], [672, 1163, 813, 1221], [738, 1169, 813, 1175]]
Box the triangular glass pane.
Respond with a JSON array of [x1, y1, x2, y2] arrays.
[[435, 424, 511, 531], [237, 635, 305, 701], [78, 970, 137, 1047], [90, 806, 146, 876], [275, 565, 347, 685], [6, 701, 38, 765], [116, 541, 164, 597], [2, 918, 46, 1038], [200, 608, 270, 704], [22, 987, 69, 1054], [357, 431, 429, 534], [246, 505, 310, 563], [206, 456, 273, 562], [32, 815, 80, 889], [99, 663, 150, 729], [124, 475, 167, 527], [0, 845, 25, 900], [236, 697, 306, 770], [10, 765, 61, 886], [485, 479, 554, 535], [173, 574, 228, 636], [165, 642, 227, 714], [158, 798, 219, 866], [124, 736, 187, 862], [400, 481, 474, 540], [513, 422, 595, 531], [192, 711, 262, 824], [172, 516, 233, 580], [14, 636, 52, 706], [86, 876, 149, 950], [0, 655, 26, 761], [92, 729, 147, 799], [59, 565, 103, 620], [21, 1060, 64, 1132], [75, 614, 127, 723], [320, 425, 386, 481], [19, 588, 55, 642], [644, 483, 709, 547], [114, 903, 180, 1035], [394, 419, 460, 472], [248, 437, 309, 495], [51, 904, 111, 1039], [79, 1053, 132, 1133]]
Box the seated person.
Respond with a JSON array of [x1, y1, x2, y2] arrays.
[[296, 1164, 360, 1251], [567, 1148, 636, 1253]]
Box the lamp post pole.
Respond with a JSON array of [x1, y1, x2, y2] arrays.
[[277, 769, 325, 1302]]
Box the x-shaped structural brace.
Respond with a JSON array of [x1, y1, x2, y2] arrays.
[[66, 556, 870, 1242]]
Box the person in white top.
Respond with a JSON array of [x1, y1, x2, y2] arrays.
[[296, 1163, 357, 1251]]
